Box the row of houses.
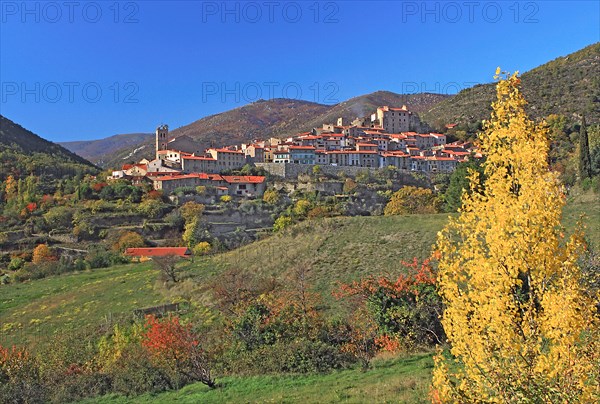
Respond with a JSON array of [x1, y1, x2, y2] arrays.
[[111, 164, 266, 197], [110, 105, 477, 193], [149, 126, 474, 174]]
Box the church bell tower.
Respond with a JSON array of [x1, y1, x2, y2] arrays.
[[155, 124, 169, 159]]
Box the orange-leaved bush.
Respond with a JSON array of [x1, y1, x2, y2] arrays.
[[142, 315, 215, 388]]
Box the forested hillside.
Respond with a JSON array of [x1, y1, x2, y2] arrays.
[[0, 116, 97, 181]]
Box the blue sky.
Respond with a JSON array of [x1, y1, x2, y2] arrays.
[[1, 1, 598, 142]]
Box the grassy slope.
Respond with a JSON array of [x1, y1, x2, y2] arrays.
[[563, 188, 600, 248], [83, 353, 433, 404], [190, 214, 448, 312], [0, 263, 162, 349], [203, 214, 445, 277], [188, 191, 599, 310]]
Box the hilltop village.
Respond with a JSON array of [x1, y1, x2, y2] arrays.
[[110, 105, 478, 197]]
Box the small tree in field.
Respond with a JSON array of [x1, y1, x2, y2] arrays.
[[193, 241, 211, 256], [153, 255, 181, 283], [431, 71, 599, 402]]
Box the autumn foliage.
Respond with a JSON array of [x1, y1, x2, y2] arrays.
[[142, 315, 214, 388], [384, 186, 439, 215], [431, 71, 600, 402], [112, 230, 145, 252], [336, 258, 443, 359], [32, 244, 56, 264], [0, 345, 45, 402]]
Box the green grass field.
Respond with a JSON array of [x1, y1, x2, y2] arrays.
[[82, 353, 433, 404], [0, 263, 163, 349], [563, 188, 600, 249]]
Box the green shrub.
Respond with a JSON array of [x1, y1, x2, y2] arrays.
[[110, 345, 173, 396], [7, 257, 24, 271], [43, 206, 74, 229], [137, 199, 164, 218], [86, 247, 128, 269], [273, 216, 293, 232], [263, 189, 280, 205], [293, 199, 312, 216]]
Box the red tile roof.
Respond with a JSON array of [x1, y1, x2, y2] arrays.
[[150, 173, 224, 182], [222, 176, 266, 184], [182, 155, 216, 161], [122, 164, 147, 170], [209, 148, 243, 154], [379, 105, 409, 112], [125, 247, 191, 258], [289, 145, 316, 150]]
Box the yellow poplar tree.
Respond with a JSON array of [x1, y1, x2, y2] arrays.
[[431, 70, 599, 402]]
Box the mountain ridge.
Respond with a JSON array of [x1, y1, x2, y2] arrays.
[[0, 115, 98, 180], [59, 133, 153, 166]]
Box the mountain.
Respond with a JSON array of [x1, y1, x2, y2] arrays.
[[0, 115, 97, 180], [421, 42, 600, 131], [59, 133, 153, 166], [81, 92, 450, 168]]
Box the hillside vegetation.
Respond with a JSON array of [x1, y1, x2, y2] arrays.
[[0, 214, 445, 350], [2, 192, 597, 351], [192, 214, 446, 305], [0, 115, 97, 181], [422, 42, 600, 130], [0, 192, 597, 402]]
